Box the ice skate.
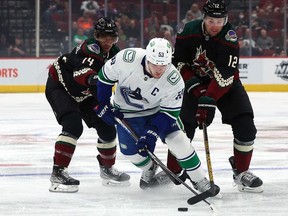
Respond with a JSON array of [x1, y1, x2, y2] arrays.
[[192, 177, 221, 198], [139, 162, 159, 189], [142, 171, 173, 189], [99, 164, 130, 186], [97, 155, 130, 186], [229, 156, 263, 193], [49, 166, 80, 193]]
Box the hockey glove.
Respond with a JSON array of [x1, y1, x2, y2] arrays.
[[186, 77, 207, 98], [94, 101, 123, 126], [136, 129, 158, 157], [196, 96, 216, 129]]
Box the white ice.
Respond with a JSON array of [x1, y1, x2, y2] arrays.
[[0, 92, 287, 216]]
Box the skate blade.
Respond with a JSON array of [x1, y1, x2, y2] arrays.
[[49, 183, 79, 193], [101, 178, 131, 187], [237, 185, 263, 193], [215, 192, 223, 199]]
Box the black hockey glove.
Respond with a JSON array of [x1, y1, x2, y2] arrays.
[[186, 77, 207, 98], [136, 128, 158, 157], [94, 101, 123, 126], [196, 96, 216, 129]]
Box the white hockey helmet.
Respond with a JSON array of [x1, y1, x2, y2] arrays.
[[146, 38, 172, 65]]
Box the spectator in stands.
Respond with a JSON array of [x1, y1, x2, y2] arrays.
[[77, 11, 94, 36], [272, 47, 286, 57], [163, 29, 175, 51], [80, 0, 100, 18], [256, 8, 270, 30], [238, 37, 250, 56], [125, 19, 140, 40], [144, 11, 160, 34], [0, 34, 9, 56], [43, 0, 65, 32], [73, 28, 88, 47], [251, 10, 261, 33], [242, 28, 261, 56], [144, 11, 160, 43], [181, 10, 194, 26], [7, 35, 27, 57], [189, 3, 202, 20], [256, 28, 274, 53], [160, 15, 175, 36], [98, 2, 119, 20], [232, 11, 248, 29]]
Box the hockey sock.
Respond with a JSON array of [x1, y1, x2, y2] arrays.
[[54, 134, 77, 167]]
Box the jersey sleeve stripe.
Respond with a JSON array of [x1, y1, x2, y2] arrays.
[[98, 68, 115, 85]]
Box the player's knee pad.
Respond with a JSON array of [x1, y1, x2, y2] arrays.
[[61, 112, 83, 139], [166, 130, 195, 159], [231, 114, 257, 142]]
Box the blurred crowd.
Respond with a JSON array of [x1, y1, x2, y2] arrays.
[[0, 0, 287, 57]]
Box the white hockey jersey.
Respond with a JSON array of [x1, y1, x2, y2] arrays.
[[99, 48, 185, 119]]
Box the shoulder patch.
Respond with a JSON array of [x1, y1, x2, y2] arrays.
[[167, 70, 181, 85], [123, 49, 136, 63], [88, 44, 101, 54], [225, 30, 237, 42]]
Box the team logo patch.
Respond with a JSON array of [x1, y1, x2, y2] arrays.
[[123, 49, 136, 63], [88, 44, 100, 54], [225, 30, 237, 42], [167, 70, 181, 85]]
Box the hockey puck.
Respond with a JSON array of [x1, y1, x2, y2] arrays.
[[178, 207, 188, 212]]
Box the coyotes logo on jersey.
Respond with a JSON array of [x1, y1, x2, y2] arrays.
[[193, 46, 214, 78]]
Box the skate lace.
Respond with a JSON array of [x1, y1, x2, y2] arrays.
[[157, 175, 171, 185], [141, 163, 158, 183], [142, 170, 154, 182], [235, 171, 257, 186], [194, 178, 211, 192], [60, 168, 73, 180], [107, 166, 120, 176]]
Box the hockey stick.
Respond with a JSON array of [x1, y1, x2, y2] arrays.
[[187, 123, 218, 204], [115, 117, 215, 210]]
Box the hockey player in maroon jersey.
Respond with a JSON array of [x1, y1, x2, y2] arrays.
[[45, 17, 130, 193], [168, 0, 263, 192]]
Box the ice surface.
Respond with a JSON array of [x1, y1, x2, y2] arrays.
[[0, 92, 287, 216]]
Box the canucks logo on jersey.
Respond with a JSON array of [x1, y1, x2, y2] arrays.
[[120, 86, 149, 109]]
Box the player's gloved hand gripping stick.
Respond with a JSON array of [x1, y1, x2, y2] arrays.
[[114, 117, 217, 211]]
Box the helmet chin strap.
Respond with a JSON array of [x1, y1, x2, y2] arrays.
[[145, 60, 153, 76]]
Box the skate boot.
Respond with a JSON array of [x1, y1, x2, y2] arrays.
[[192, 177, 221, 197], [99, 164, 130, 186], [229, 156, 263, 193], [139, 162, 159, 190], [143, 171, 173, 189], [49, 166, 80, 193]]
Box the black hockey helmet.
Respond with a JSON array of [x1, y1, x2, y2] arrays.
[[203, 0, 228, 18], [94, 17, 118, 37]]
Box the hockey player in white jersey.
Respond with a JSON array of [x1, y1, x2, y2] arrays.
[[94, 38, 220, 195]]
